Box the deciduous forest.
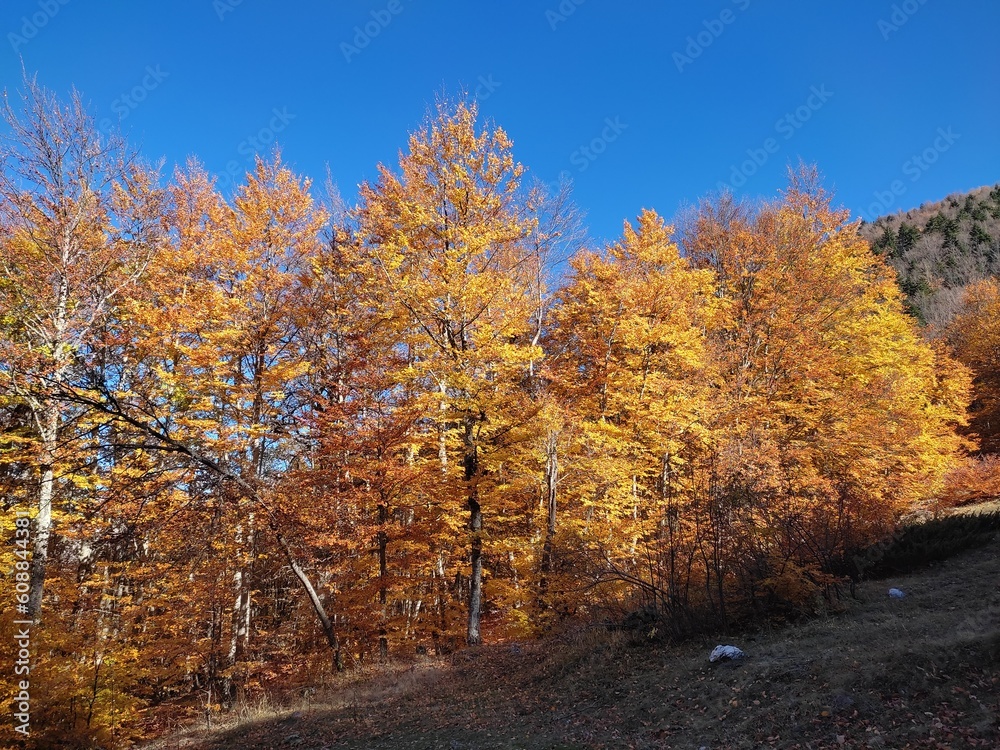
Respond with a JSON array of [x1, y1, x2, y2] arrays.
[[1, 81, 996, 748]]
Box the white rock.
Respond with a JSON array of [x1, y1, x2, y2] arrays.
[[888, 588, 906, 599], [710, 645, 746, 663]]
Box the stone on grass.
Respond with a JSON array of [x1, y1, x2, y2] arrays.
[[888, 588, 906, 599], [710, 645, 746, 663]]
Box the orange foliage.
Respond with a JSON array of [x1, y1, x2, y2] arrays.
[[938, 455, 1000, 510], [0, 92, 975, 747], [946, 278, 1000, 452]]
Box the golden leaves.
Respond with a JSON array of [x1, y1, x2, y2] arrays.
[[0, 88, 979, 740]]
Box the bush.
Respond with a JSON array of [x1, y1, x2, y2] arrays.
[[938, 456, 1000, 509]]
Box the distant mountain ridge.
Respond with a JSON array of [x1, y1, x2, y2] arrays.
[[859, 183, 1000, 328]]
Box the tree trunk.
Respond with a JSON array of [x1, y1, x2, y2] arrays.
[[464, 418, 483, 646], [283, 540, 344, 670], [467, 500, 483, 646], [377, 503, 389, 661], [538, 431, 558, 610], [28, 403, 58, 621], [226, 516, 253, 701]]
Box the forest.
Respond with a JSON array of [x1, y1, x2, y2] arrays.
[[861, 184, 1000, 330], [0, 80, 997, 748]]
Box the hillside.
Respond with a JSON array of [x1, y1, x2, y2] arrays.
[[150, 513, 1000, 750], [860, 184, 1000, 327]]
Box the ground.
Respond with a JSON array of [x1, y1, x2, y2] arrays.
[[147, 520, 1000, 750]]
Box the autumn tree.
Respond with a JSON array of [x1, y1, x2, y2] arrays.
[[292, 204, 443, 662], [946, 277, 1000, 453], [38, 155, 357, 714], [358, 101, 540, 646], [543, 176, 969, 632], [129, 156, 347, 674], [546, 210, 717, 630], [0, 77, 163, 621], [681, 173, 970, 615]]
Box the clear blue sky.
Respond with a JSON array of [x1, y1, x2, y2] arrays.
[[2, 0, 997, 243]]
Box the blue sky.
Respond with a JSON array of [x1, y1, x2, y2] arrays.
[[2, 0, 997, 244]]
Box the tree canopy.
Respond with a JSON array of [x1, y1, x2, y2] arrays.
[[0, 87, 974, 747]]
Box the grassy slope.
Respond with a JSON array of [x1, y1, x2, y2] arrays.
[[155, 529, 1000, 750]]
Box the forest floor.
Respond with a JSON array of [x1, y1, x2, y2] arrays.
[[150, 508, 1000, 750]]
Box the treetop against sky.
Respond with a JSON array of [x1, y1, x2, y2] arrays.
[[1, 1, 997, 241]]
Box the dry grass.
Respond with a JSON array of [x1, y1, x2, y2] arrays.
[[951, 498, 1000, 516], [148, 521, 1000, 750]]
